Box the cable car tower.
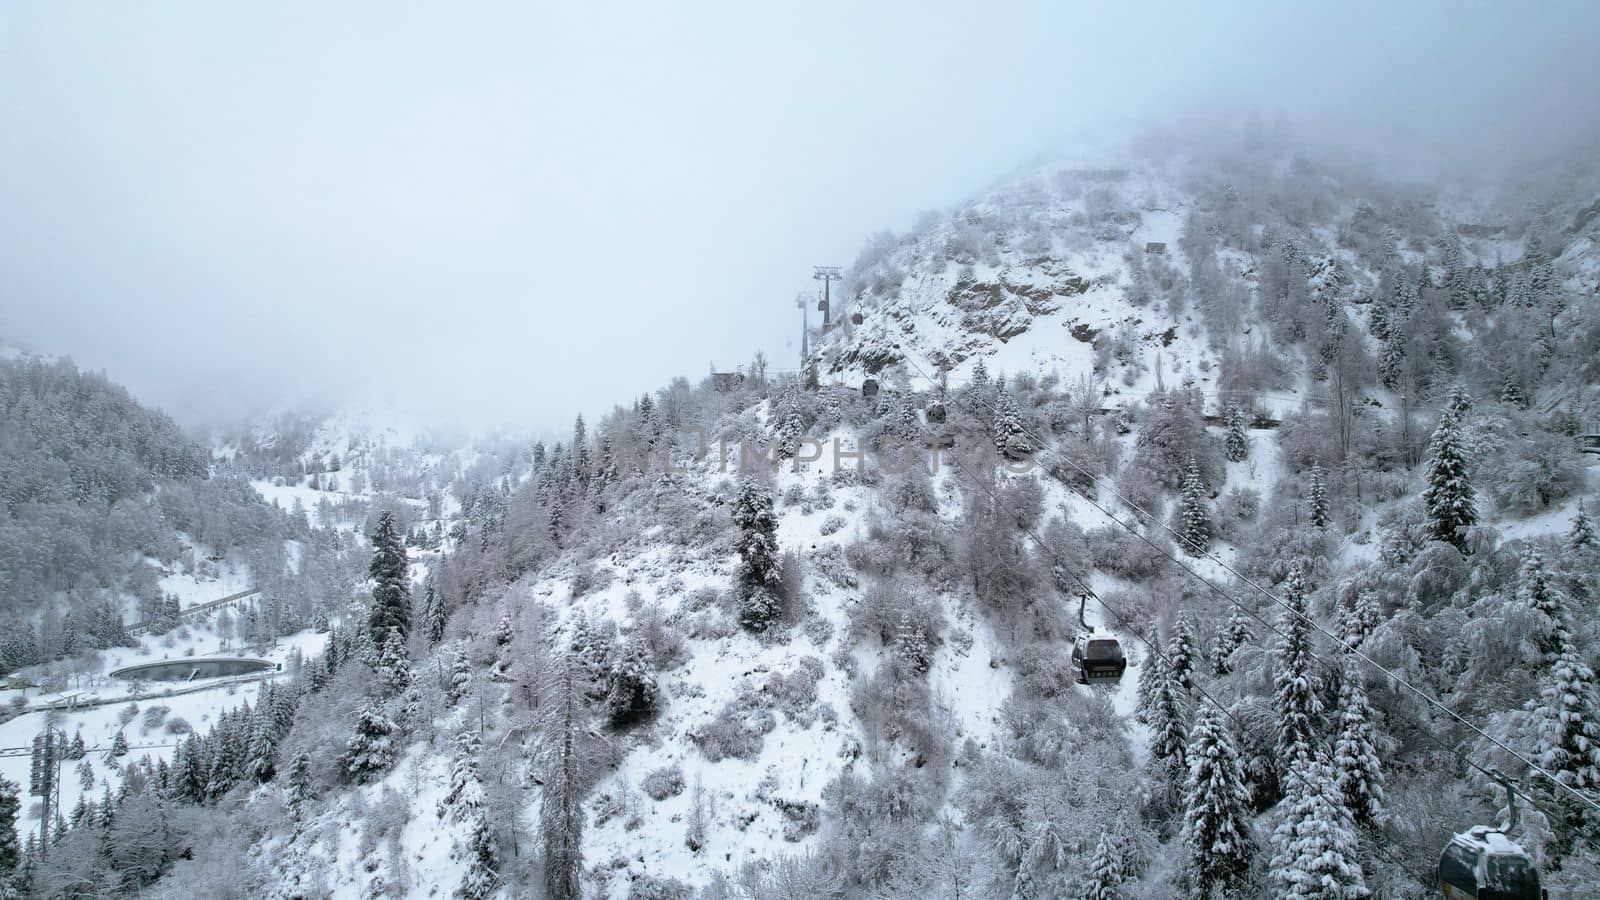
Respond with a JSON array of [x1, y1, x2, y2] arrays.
[[813, 266, 841, 329]]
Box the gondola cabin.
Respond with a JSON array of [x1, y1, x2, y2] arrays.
[[861, 378, 879, 400], [851, 312, 864, 325], [925, 401, 947, 425], [1071, 632, 1126, 684], [1438, 827, 1544, 899]]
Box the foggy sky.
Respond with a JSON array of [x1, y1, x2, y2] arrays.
[[3, 1, 1597, 432]]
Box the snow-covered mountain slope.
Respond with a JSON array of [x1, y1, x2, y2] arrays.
[[26, 144, 1600, 899]]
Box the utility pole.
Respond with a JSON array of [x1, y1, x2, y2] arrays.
[[813, 266, 841, 329]]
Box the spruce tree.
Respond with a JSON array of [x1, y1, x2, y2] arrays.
[[1421, 408, 1476, 553], [1212, 608, 1252, 676], [286, 750, 312, 816], [571, 414, 590, 485], [1332, 662, 1385, 828], [443, 727, 484, 821], [1499, 370, 1527, 407], [1224, 405, 1249, 462], [892, 609, 932, 676], [774, 398, 804, 461], [539, 655, 592, 900], [1135, 652, 1168, 725], [378, 628, 412, 696], [1178, 456, 1212, 555], [1537, 645, 1600, 799], [1081, 827, 1126, 900], [1181, 701, 1255, 896], [448, 646, 474, 706], [1167, 614, 1198, 694], [420, 579, 447, 646], [1308, 465, 1330, 529], [1274, 564, 1323, 765], [991, 390, 1033, 461], [1517, 547, 1569, 661], [1569, 502, 1597, 554], [245, 713, 276, 783], [604, 636, 659, 727], [1339, 590, 1383, 650], [367, 511, 411, 645], [110, 730, 128, 757], [732, 479, 783, 632], [456, 805, 498, 900], [1377, 334, 1405, 390], [343, 701, 398, 783], [1270, 759, 1370, 899], [1149, 663, 1189, 780], [0, 777, 20, 894]]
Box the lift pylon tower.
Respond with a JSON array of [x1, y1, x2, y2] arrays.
[[813, 266, 841, 328]]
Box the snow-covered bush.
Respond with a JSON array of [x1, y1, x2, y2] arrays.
[[627, 874, 695, 900], [767, 656, 824, 724], [1086, 526, 1168, 582], [642, 764, 685, 801], [773, 798, 821, 842], [819, 514, 846, 536], [691, 690, 777, 762], [140, 704, 170, 733]]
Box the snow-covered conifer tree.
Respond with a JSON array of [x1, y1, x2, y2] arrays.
[[774, 397, 804, 461], [1274, 564, 1323, 764], [1339, 590, 1383, 650], [1149, 663, 1189, 781], [286, 749, 311, 817], [571, 414, 591, 485], [420, 578, 447, 646], [732, 479, 783, 632], [1517, 547, 1569, 660], [1167, 614, 1198, 694], [378, 627, 411, 696], [367, 511, 411, 645], [1332, 662, 1385, 827], [0, 776, 20, 893], [893, 609, 932, 676], [539, 654, 594, 900], [442, 726, 484, 821], [1269, 759, 1370, 898], [456, 805, 497, 900], [604, 636, 659, 727], [1537, 645, 1600, 799], [448, 645, 474, 707], [1308, 465, 1330, 528], [991, 390, 1032, 461], [1224, 405, 1249, 462], [1212, 608, 1252, 676], [1181, 701, 1255, 896], [1081, 827, 1126, 900], [1422, 407, 1476, 553], [1565, 502, 1597, 557], [343, 701, 398, 783], [245, 712, 276, 783], [1178, 456, 1212, 555]]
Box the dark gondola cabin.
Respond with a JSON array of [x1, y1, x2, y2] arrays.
[[1438, 827, 1544, 899], [861, 378, 879, 400], [1072, 632, 1126, 684], [851, 312, 864, 325]]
